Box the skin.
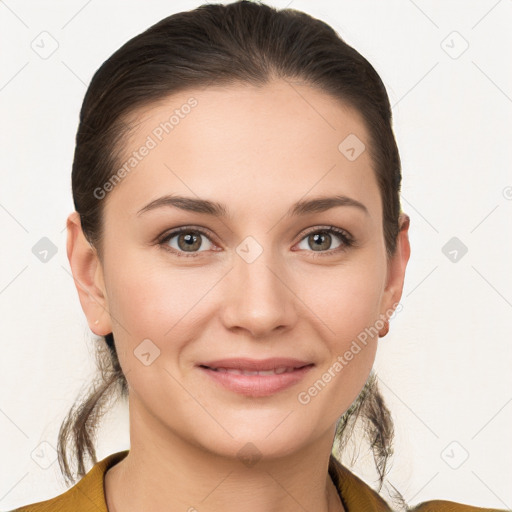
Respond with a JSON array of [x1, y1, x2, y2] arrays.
[[66, 79, 410, 512]]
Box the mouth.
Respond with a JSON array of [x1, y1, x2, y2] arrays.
[[196, 357, 314, 397], [201, 366, 302, 375]]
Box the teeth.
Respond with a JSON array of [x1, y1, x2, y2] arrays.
[[210, 367, 295, 375], [239, 370, 259, 375]]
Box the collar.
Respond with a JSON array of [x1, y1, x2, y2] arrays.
[[55, 450, 393, 512], [328, 454, 393, 511]]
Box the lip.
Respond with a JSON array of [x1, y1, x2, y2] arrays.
[[197, 357, 314, 397]]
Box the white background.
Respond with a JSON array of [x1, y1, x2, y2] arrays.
[[1, 0, 511, 510]]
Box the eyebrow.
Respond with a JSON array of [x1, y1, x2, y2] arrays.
[[136, 194, 369, 218]]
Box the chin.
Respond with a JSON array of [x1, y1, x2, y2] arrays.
[[190, 420, 319, 464]]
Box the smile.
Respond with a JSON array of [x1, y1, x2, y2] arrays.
[[205, 366, 297, 375], [197, 358, 314, 397]]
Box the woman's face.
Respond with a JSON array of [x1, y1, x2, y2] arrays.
[[70, 79, 410, 460]]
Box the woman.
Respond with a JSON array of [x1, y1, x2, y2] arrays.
[[9, 1, 505, 511]]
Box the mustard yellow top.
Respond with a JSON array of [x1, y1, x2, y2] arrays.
[[8, 450, 505, 512]]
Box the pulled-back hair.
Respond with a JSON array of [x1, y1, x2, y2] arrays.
[[59, 1, 406, 508]]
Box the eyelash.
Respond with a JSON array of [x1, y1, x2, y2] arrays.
[[157, 225, 355, 259]]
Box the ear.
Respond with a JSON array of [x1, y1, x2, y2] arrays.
[[66, 211, 112, 336], [379, 213, 411, 323]]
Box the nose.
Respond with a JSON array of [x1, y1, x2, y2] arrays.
[[219, 242, 298, 339]]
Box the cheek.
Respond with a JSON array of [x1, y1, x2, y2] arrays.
[[293, 257, 384, 409], [103, 249, 226, 373], [106, 249, 211, 330], [295, 255, 385, 342], [103, 257, 213, 409]]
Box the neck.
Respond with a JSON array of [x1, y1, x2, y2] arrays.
[[104, 399, 345, 512]]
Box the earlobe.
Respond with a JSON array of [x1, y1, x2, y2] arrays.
[[66, 211, 112, 336]]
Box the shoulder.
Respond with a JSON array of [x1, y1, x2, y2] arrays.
[[6, 450, 129, 512], [328, 454, 506, 512], [6, 482, 84, 512], [408, 499, 505, 511]]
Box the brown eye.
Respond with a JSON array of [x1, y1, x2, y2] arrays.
[[307, 232, 332, 251], [160, 228, 215, 256], [295, 226, 354, 255], [177, 231, 202, 252]]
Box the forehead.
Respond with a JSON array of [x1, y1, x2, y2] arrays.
[[104, 79, 380, 222]]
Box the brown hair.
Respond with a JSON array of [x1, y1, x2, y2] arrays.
[[59, 0, 407, 507]]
